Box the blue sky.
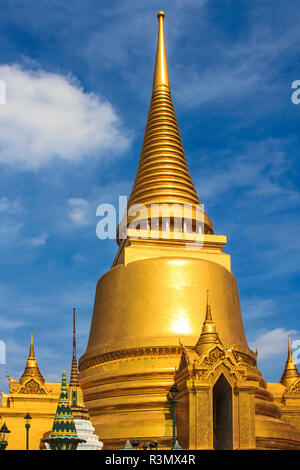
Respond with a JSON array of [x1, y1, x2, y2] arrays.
[[0, 0, 299, 392]]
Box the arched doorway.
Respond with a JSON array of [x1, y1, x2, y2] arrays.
[[213, 374, 233, 449]]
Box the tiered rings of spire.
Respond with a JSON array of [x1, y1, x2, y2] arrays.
[[118, 12, 213, 243]]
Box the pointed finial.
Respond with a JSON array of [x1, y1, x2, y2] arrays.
[[288, 335, 292, 360], [205, 290, 213, 322], [195, 291, 222, 356], [280, 335, 300, 388], [62, 370, 67, 387], [73, 307, 77, 359], [29, 332, 34, 357], [153, 11, 170, 91]]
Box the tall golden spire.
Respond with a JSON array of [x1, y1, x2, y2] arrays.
[[195, 291, 222, 356], [69, 307, 79, 387], [20, 332, 45, 384], [118, 12, 213, 242], [280, 336, 300, 388]]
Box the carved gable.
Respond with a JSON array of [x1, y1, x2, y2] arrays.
[[19, 378, 46, 395], [202, 346, 225, 367], [177, 344, 248, 383]]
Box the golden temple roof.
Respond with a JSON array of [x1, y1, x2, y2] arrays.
[[280, 336, 300, 388], [195, 291, 222, 356], [19, 332, 45, 385], [119, 11, 213, 241]]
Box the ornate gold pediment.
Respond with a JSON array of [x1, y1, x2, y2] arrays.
[[19, 378, 46, 395], [177, 345, 247, 382], [202, 346, 225, 367], [287, 379, 300, 394]]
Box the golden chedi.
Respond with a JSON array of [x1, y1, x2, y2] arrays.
[[268, 337, 300, 434], [79, 12, 300, 449]]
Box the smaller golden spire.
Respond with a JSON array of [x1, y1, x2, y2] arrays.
[[20, 332, 45, 384], [153, 11, 170, 91], [195, 291, 222, 356], [69, 307, 80, 387], [69, 307, 89, 419], [280, 336, 300, 388]]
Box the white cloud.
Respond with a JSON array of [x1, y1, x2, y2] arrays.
[[250, 328, 297, 360], [242, 297, 277, 319], [68, 198, 91, 226], [0, 317, 25, 329], [26, 233, 48, 247], [72, 253, 86, 263], [175, 21, 298, 110], [0, 64, 130, 169], [195, 139, 299, 212], [0, 197, 21, 213], [0, 221, 23, 239]]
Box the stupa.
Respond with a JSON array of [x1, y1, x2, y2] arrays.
[[79, 12, 300, 449]]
